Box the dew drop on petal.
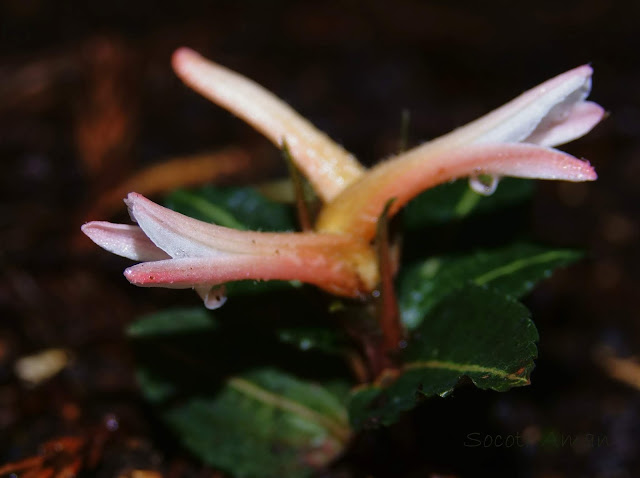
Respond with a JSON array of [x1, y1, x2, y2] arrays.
[[469, 174, 500, 196], [195, 284, 228, 309]]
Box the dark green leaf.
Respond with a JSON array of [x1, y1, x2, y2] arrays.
[[167, 368, 350, 478], [128, 308, 353, 476], [404, 178, 533, 229], [399, 243, 582, 329], [127, 307, 219, 403], [127, 307, 216, 337], [127, 306, 348, 402], [349, 285, 538, 429], [277, 327, 348, 356], [165, 185, 296, 232]]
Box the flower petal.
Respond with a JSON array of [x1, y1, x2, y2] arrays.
[[524, 100, 605, 147], [171, 47, 365, 201], [316, 143, 597, 239], [414, 65, 602, 156], [81, 222, 170, 261], [124, 251, 375, 297], [125, 192, 374, 257], [122, 192, 380, 296]]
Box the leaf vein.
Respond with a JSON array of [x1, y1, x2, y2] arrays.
[[228, 377, 351, 442], [473, 251, 572, 286], [404, 359, 529, 383]]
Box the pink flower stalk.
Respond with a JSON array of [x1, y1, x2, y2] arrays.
[[83, 49, 604, 308]]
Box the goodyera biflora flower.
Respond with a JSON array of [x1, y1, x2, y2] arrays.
[[82, 48, 604, 309]]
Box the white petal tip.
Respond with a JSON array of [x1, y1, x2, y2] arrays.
[[124, 191, 142, 205], [581, 164, 598, 181], [573, 64, 593, 77], [82, 221, 169, 261], [171, 47, 199, 73]]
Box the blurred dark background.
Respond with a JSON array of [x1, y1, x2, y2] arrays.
[[1, 1, 639, 477]]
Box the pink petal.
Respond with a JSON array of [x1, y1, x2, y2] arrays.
[[123, 193, 380, 296], [81, 222, 170, 261], [171, 47, 365, 201], [125, 192, 290, 258], [316, 143, 597, 239], [418, 65, 602, 154], [125, 192, 370, 257], [524, 101, 605, 146], [124, 252, 373, 297]]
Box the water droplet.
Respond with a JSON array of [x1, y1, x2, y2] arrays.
[[469, 174, 500, 196], [195, 285, 227, 309], [105, 413, 119, 431], [300, 339, 312, 350]]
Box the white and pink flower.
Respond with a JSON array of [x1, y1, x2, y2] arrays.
[[83, 49, 604, 308]]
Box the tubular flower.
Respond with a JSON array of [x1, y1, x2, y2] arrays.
[[82, 48, 604, 308]]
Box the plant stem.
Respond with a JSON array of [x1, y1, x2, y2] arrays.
[[375, 199, 405, 367], [281, 139, 313, 231]]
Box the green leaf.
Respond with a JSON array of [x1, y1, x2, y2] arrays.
[[127, 307, 220, 403], [128, 308, 353, 477], [277, 327, 348, 356], [349, 285, 538, 429], [165, 185, 296, 232], [404, 178, 533, 229], [127, 307, 217, 337], [399, 243, 582, 329], [166, 368, 351, 478]]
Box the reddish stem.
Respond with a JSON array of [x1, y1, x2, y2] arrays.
[[373, 199, 404, 372]]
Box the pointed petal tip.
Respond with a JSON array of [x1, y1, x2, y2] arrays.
[[557, 64, 593, 84], [581, 161, 598, 181], [574, 64, 593, 77], [82, 221, 170, 261], [123, 265, 146, 286], [81, 220, 110, 240], [124, 191, 143, 202], [171, 47, 200, 73], [124, 191, 148, 215], [81, 221, 104, 245]]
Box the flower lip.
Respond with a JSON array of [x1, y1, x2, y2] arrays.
[[81, 222, 170, 262]]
